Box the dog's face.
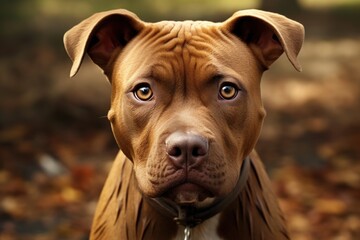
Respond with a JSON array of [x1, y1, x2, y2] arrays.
[[64, 9, 304, 207], [108, 22, 266, 205]]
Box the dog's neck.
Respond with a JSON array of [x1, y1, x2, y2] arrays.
[[143, 157, 251, 229]]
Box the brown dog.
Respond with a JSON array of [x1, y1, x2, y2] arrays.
[[64, 9, 304, 239]]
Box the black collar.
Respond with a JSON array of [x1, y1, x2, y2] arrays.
[[144, 156, 251, 228]]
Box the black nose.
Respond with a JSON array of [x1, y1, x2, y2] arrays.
[[166, 132, 209, 169]]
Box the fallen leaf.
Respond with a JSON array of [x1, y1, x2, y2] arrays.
[[314, 198, 347, 215]]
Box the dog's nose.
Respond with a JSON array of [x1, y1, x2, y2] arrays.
[[166, 132, 208, 169]]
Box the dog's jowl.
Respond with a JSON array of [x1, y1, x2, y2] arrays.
[[64, 9, 304, 240]]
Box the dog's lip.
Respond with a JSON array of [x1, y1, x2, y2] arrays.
[[171, 182, 205, 194], [163, 182, 214, 205]]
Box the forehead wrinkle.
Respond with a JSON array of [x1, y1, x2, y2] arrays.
[[124, 22, 222, 90], [181, 26, 220, 86], [148, 22, 186, 51], [138, 21, 219, 64], [119, 23, 184, 77], [148, 62, 175, 83]]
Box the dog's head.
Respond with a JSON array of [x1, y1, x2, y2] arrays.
[[64, 9, 303, 207]]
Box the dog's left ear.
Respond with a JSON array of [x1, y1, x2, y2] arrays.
[[222, 9, 304, 71], [64, 9, 145, 78]]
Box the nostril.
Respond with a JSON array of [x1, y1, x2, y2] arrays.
[[168, 146, 182, 157], [192, 146, 207, 157]]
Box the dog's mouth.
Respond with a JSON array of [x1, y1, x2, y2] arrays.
[[163, 182, 216, 207]]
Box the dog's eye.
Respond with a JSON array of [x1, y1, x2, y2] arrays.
[[134, 84, 153, 101], [219, 83, 238, 100]]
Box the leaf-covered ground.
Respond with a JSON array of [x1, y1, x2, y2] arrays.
[[0, 7, 359, 240]]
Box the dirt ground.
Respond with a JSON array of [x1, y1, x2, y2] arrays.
[[0, 5, 359, 240]]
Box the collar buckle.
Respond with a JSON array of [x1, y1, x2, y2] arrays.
[[184, 226, 191, 240]]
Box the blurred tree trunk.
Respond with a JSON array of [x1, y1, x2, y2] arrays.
[[260, 0, 301, 13]]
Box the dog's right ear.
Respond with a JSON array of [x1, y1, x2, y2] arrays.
[[64, 9, 145, 78]]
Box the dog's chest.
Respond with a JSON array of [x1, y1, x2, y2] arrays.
[[172, 214, 222, 240]]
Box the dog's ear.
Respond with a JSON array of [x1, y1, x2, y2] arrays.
[[64, 9, 145, 77], [222, 9, 304, 71]]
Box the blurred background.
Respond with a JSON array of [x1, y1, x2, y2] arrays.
[[0, 0, 359, 239]]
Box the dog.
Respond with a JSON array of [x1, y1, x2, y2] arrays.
[[64, 9, 304, 240]]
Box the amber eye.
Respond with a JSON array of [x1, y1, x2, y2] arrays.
[[219, 83, 238, 100], [134, 84, 153, 101]]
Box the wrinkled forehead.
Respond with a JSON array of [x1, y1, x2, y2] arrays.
[[148, 20, 222, 50], [114, 20, 253, 84]]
